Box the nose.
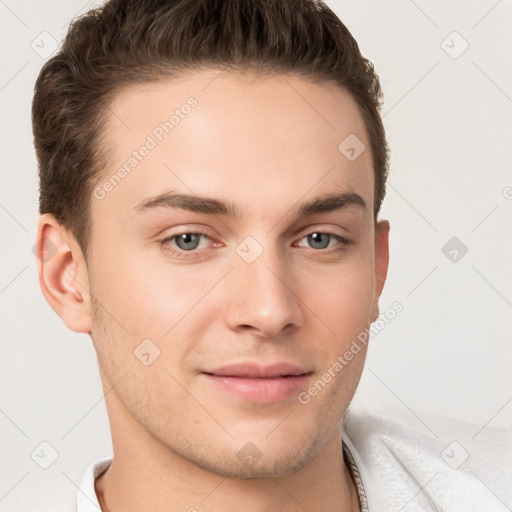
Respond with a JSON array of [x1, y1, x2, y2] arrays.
[[223, 245, 304, 338]]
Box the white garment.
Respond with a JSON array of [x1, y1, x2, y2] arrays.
[[76, 409, 512, 511]]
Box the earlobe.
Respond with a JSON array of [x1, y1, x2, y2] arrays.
[[371, 302, 380, 323], [35, 214, 92, 334], [372, 219, 390, 323]]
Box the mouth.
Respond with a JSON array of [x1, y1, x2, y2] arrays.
[[200, 363, 313, 403]]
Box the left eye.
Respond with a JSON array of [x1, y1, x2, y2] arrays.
[[297, 232, 346, 250]]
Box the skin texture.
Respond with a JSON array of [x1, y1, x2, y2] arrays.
[[36, 70, 389, 512]]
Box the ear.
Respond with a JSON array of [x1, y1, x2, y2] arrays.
[[35, 214, 92, 333], [371, 219, 390, 323]]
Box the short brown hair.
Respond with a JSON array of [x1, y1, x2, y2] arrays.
[[32, 0, 389, 261]]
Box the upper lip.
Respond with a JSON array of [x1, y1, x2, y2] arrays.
[[202, 363, 311, 378]]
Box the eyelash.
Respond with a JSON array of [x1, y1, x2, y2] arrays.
[[159, 231, 353, 259]]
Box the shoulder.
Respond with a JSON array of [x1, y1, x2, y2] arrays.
[[343, 407, 512, 511]]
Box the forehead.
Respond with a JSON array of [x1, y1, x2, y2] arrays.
[[95, 70, 373, 219]]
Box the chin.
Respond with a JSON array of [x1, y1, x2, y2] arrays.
[[177, 432, 325, 480]]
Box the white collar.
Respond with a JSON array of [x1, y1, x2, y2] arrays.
[[76, 457, 111, 511]]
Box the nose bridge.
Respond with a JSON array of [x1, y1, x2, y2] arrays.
[[224, 236, 303, 336]]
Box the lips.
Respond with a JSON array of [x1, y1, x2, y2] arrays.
[[203, 362, 310, 379], [200, 363, 312, 403]]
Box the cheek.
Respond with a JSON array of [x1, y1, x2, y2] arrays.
[[88, 242, 222, 377], [89, 239, 184, 329], [297, 251, 375, 340]]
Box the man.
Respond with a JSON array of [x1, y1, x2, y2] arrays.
[[32, 0, 510, 510]]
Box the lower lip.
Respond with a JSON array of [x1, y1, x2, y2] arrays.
[[201, 373, 311, 403]]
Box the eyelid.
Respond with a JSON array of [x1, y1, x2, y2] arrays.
[[294, 233, 353, 252], [161, 231, 214, 247], [295, 223, 350, 238], [160, 224, 350, 243]]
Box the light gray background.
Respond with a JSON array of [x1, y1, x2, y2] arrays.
[[1, 0, 511, 509]]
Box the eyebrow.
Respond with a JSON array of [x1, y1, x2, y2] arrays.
[[132, 189, 366, 219]]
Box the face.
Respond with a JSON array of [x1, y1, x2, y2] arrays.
[[81, 70, 388, 477]]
